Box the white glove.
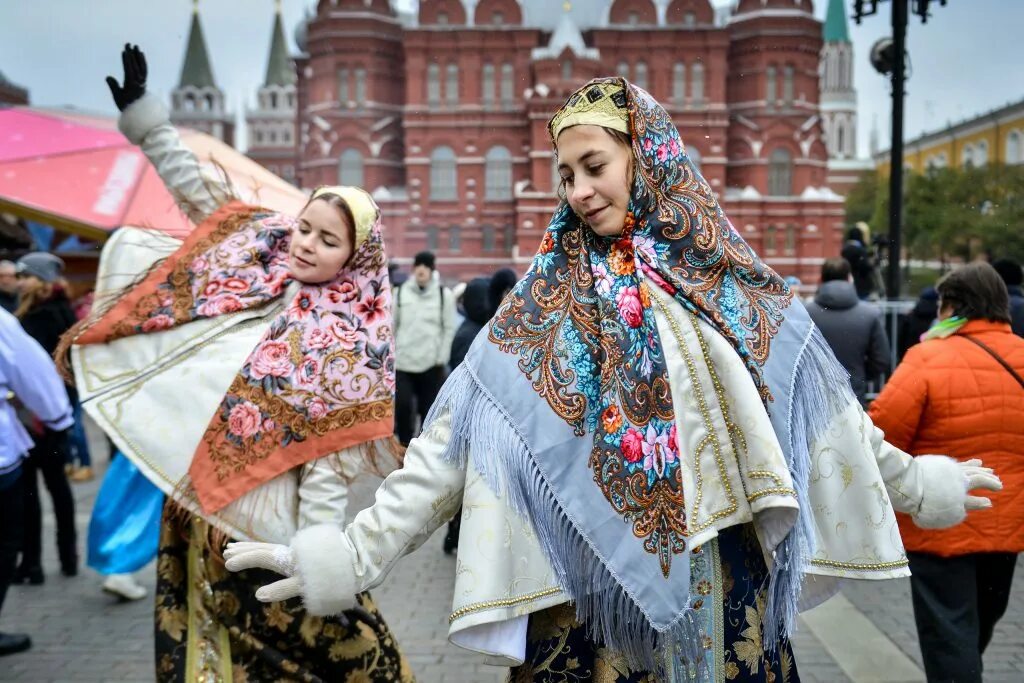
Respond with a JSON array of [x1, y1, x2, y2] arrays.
[[223, 541, 303, 603], [961, 458, 1003, 510]]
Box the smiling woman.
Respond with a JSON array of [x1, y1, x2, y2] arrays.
[[62, 45, 412, 683]]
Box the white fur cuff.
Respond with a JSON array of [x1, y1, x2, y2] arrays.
[[291, 523, 361, 616], [912, 455, 969, 529], [118, 93, 170, 145]]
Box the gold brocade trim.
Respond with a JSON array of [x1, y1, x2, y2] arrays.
[[809, 557, 910, 571], [186, 518, 233, 682], [746, 487, 798, 502], [448, 587, 563, 624], [651, 293, 737, 534], [711, 539, 725, 683]]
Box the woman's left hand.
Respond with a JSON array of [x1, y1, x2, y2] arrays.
[[223, 541, 303, 602]]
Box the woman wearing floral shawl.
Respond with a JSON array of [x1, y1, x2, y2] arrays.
[[67, 46, 411, 682], [225, 79, 1000, 681]]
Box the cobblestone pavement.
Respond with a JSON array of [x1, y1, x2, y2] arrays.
[[3, 425, 1022, 681]]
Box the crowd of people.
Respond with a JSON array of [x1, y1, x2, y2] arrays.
[[0, 45, 1021, 683]]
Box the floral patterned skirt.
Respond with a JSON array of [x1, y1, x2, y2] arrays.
[[154, 505, 414, 682], [508, 524, 798, 683]]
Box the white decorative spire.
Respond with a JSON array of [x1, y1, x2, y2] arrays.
[[531, 2, 599, 60]]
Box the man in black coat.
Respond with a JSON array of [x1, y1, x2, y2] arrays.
[[805, 258, 891, 405], [992, 258, 1024, 337]]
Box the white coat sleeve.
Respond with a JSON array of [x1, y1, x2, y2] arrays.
[[289, 411, 466, 615], [296, 449, 364, 530], [118, 93, 232, 224], [862, 407, 970, 529]]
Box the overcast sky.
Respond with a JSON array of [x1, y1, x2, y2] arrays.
[[2, 0, 1022, 157]]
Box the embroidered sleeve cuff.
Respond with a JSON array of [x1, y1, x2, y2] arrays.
[[291, 523, 360, 616], [912, 455, 969, 529], [118, 93, 170, 145]]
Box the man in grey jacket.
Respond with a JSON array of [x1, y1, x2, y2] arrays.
[[805, 258, 891, 404], [393, 251, 456, 445]]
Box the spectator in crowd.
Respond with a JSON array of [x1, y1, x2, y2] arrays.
[[0, 261, 17, 313], [805, 258, 890, 404], [393, 250, 455, 445], [0, 308, 74, 655], [992, 258, 1024, 336], [13, 252, 80, 581], [870, 262, 1022, 683], [841, 226, 877, 300], [488, 268, 518, 313], [898, 286, 939, 361]]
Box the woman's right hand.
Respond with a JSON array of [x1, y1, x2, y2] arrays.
[[105, 43, 147, 112]]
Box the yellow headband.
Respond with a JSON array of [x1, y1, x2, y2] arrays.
[[311, 185, 379, 248], [548, 80, 630, 144]]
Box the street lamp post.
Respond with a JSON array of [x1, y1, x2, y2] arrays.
[[854, 0, 947, 300]]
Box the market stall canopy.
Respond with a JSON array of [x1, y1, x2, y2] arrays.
[[0, 107, 305, 240]]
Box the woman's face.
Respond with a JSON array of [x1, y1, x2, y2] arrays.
[[289, 199, 354, 284], [556, 125, 633, 238], [16, 273, 44, 294]]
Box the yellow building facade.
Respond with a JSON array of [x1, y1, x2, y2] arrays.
[[875, 97, 1024, 174]]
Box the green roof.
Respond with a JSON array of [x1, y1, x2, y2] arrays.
[[179, 10, 216, 88], [824, 0, 850, 43], [264, 11, 295, 87]]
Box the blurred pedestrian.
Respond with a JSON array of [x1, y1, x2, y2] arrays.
[[870, 262, 1022, 683], [0, 261, 17, 313], [441, 276, 492, 554], [488, 267, 517, 312], [14, 253, 94, 482], [393, 250, 455, 445], [65, 44, 412, 681], [805, 258, 890, 404], [0, 308, 73, 655], [992, 258, 1024, 337], [841, 226, 877, 300], [13, 252, 79, 580], [897, 286, 939, 361]]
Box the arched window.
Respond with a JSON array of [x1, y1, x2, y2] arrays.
[[782, 65, 794, 106], [482, 225, 495, 252], [784, 225, 797, 254], [427, 63, 441, 106], [446, 64, 459, 106], [768, 148, 792, 196], [617, 61, 630, 80], [975, 141, 989, 167], [504, 224, 515, 250], [482, 63, 495, 106], [355, 68, 367, 105], [338, 68, 350, 103], [673, 63, 686, 105], [500, 63, 514, 106], [426, 226, 439, 250], [765, 66, 776, 106], [961, 144, 975, 168], [634, 61, 648, 90], [691, 62, 704, 106], [338, 149, 364, 187], [430, 146, 457, 200], [270, 92, 278, 108], [836, 123, 845, 156], [1008, 131, 1023, 165], [562, 60, 573, 82], [205, 94, 216, 111], [485, 146, 513, 200], [764, 225, 777, 253], [687, 146, 702, 173], [449, 225, 461, 252]]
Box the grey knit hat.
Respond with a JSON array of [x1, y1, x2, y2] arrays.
[[16, 252, 65, 283]]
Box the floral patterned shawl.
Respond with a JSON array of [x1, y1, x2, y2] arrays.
[[76, 196, 395, 513], [424, 79, 854, 678]]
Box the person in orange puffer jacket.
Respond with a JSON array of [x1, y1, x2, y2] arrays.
[[870, 262, 1024, 683]]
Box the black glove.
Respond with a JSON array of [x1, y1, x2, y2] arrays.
[[106, 43, 147, 111]]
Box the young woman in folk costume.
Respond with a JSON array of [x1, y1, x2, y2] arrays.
[[225, 79, 1001, 681], [66, 46, 411, 681]]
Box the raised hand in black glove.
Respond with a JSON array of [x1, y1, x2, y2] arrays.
[[106, 43, 147, 112]]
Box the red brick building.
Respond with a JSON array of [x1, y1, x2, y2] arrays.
[[289, 0, 846, 284]]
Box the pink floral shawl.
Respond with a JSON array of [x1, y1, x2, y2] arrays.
[[77, 201, 396, 512]]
